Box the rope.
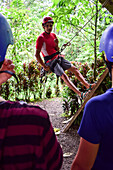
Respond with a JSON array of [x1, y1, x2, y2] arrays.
[[60, 0, 110, 53]]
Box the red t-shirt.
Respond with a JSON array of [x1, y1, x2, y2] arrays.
[[36, 32, 58, 62]]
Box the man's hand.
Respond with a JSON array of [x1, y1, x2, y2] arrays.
[[43, 65, 50, 71], [0, 59, 15, 85]]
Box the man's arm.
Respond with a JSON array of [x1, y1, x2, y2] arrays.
[[35, 49, 50, 71], [54, 38, 60, 51], [71, 137, 99, 170]]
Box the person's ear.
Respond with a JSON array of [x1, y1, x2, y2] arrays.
[[42, 24, 45, 29], [105, 54, 109, 62]]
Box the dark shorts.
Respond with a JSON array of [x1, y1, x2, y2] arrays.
[[46, 56, 72, 76]]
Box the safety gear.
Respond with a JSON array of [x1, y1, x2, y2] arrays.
[[50, 56, 62, 73], [99, 23, 113, 62], [0, 13, 14, 68], [44, 51, 60, 63], [42, 16, 54, 25], [0, 70, 19, 83], [0, 13, 18, 83]]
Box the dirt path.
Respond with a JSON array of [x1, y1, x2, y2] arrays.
[[37, 97, 80, 170]]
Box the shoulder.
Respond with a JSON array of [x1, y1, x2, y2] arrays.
[[82, 91, 111, 130], [85, 90, 111, 110], [51, 32, 57, 38], [1, 101, 49, 119], [82, 92, 110, 126], [78, 90, 113, 143], [37, 32, 45, 41]]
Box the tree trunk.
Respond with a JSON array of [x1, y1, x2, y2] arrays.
[[94, 0, 98, 80]]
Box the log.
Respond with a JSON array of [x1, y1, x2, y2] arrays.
[[63, 68, 109, 132], [99, 0, 113, 14]]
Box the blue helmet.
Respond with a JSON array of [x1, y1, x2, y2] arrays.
[[0, 13, 19, 83], [0, 13, 14, 67], [99, 24, 113, 62]]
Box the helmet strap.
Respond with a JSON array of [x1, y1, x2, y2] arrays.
[[0, 61, 4, 68], [101, 53, 112, 79], [106, 62, 112, 78], [0, 70, 19, 83]]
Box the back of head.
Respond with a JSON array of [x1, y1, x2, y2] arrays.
[[99, 23, 113, 63], [99, 24, 113, 77], [0, 13, 14, 67]]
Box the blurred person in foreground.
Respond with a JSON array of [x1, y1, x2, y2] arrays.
[[71, 24, 113, 170], [0, 13, 63, 170]]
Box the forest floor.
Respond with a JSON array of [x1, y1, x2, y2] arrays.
[[36, 97, 80, 170]]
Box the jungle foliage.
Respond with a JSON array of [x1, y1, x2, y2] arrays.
[[62, 57, 111, 125], [0, 0, 112, 109]]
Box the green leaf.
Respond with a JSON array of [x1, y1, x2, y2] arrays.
[[52, 0, 60, 5]]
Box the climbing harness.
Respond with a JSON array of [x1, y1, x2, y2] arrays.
[[44, 51, 60, 63], [40, 55, 63, 82], [49, 56, 63, 72]]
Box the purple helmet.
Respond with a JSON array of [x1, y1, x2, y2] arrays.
[[0, 13, 14, 67], [99, 24, 113, 62]]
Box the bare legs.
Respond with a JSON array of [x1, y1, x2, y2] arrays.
[[61, 65, 95, 98], [61, 73, 81, 96]]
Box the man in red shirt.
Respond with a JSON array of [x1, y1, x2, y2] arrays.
[[0, 13, 63, 170], [35, 16, 95, 99]]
